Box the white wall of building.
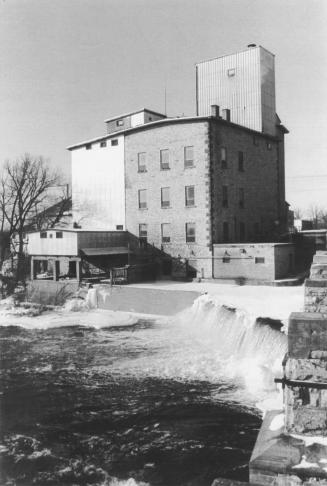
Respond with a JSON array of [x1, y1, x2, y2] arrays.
[[71, 135, 125, 230], [27, 230, 78, 256], [196, 46, 276, 135]]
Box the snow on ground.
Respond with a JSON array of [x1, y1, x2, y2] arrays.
[[129, 281, 304, 322], [0, 281, 304, 329], [0, 303, 139, 330]]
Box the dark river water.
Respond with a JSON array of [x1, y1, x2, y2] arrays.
[[0, 299, 286, 486]]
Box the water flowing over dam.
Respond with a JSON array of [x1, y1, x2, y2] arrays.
[[0, 294, 288, 486]]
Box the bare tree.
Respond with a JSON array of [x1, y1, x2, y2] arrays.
[[308, 205, 323, 229], [29, 184, 71, 231], [293, 207, 303, 220], [0, 155, 59, 282]]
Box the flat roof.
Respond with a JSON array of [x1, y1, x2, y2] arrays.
[[27, 228, 127, 234], [300, 230, 327, 234], [213, 242, 294, 247], [196, 45, 275, 66], [67, 114, 283, 151], [81, 247, 130, 256], [104, 108, 166, 123]]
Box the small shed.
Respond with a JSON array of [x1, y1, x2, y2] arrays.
[[213, 243, 295, 282]]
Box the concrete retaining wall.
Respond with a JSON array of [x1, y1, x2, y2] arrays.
[[95, 285, 201, 315]]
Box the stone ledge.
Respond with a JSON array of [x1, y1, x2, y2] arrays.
[[288, 313, 327, 358], [305, 279, 327, 288], [250, 411, 327, 485]]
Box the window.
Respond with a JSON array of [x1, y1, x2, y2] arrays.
[[138, 189, 147, 209], [160, 149, 170, 170], [186, 223, 196, 243], [238, 151, 244, 172], [116, 225, 123, 230], [85, 143, 92, 150], [138, 152, 147, 172], [255, 257, 265, 264], [161, 223, 171, 243], [223, 222, 229, 242], [185, 186, 195, 207], [40, 232, 47, 238], [161, 187, 170, 208], [239, 188, 245, 209], [253, 136, 258, 146], [267, 142, 272, 151], [240, 222, 246, 242], [100, 141, 107, 148], [222, 257, 230, 263], [220, 147, 227, 169], [222, 185, 228, 207], [116, 119, 124, 127], [227, 68, 236, 77], [184, 146, 194, 168], [139, 224, 148, 244], [111, 139, 118, 146], [56, 231, 63, 239]]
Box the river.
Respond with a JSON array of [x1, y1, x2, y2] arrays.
[[0, 294, 287, 486]]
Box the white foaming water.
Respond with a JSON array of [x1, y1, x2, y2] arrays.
[[0, 293, 287, 404], [102, 294, 287, 406]]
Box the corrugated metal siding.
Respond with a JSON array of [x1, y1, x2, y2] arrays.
[[260, 48, 276, 135], [196, 47, 276, 135]]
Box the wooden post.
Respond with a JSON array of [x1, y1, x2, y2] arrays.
[[53, 260, 57, 281], [76, 259, 80, 282], [30, 257, 34, 281]]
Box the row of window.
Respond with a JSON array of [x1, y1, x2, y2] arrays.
[[40, 231, 63, 239], [139, 223, 196, 244], [138, 186, 195, 209], [222, 256, 265, 264], [138, 186, 245, 209], [139, 220, 249, 245], [85, 139, 118, 150], [137, 146, 194, 172], [221, 186, 245, 208], [221, 148, 245, 171], [222, 221, 246, 242]]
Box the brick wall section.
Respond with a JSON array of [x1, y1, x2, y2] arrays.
[[210, 120, 281, 243], [124, 120, 213, 277]]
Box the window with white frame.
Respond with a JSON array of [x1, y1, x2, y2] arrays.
[[185, 186, 195, 207], [160, 149, 170, 170], [138, 189, 147, 209], [186, 222, 196, 243], [161, 223, 171, 243], [138, 152, 146, 172], [161, 187, 170, 208], [184, 146, 194, 168]]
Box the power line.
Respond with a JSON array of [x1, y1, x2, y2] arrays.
[[286, 175, 327, 179]]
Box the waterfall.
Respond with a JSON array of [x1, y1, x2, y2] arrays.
[[172, 294, 287, 395]]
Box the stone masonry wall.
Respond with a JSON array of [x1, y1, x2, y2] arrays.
[[124, 120, 213, 278], [210, 120, 281, 243]]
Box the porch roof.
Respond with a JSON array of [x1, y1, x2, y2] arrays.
[[81, 247, 131, 256]]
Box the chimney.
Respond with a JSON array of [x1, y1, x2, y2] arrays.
[[210, 105, 220, 118], [222, 109, 231, 122]]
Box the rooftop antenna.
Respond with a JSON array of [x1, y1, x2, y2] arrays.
[[164, 84, 167, 116]]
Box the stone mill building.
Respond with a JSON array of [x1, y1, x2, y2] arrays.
[[29, 44, 292, 283]]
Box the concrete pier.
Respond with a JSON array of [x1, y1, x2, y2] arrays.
[[248, 254, 327, 486]]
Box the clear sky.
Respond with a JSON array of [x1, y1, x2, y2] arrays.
[[0, 0, 326, 214]]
